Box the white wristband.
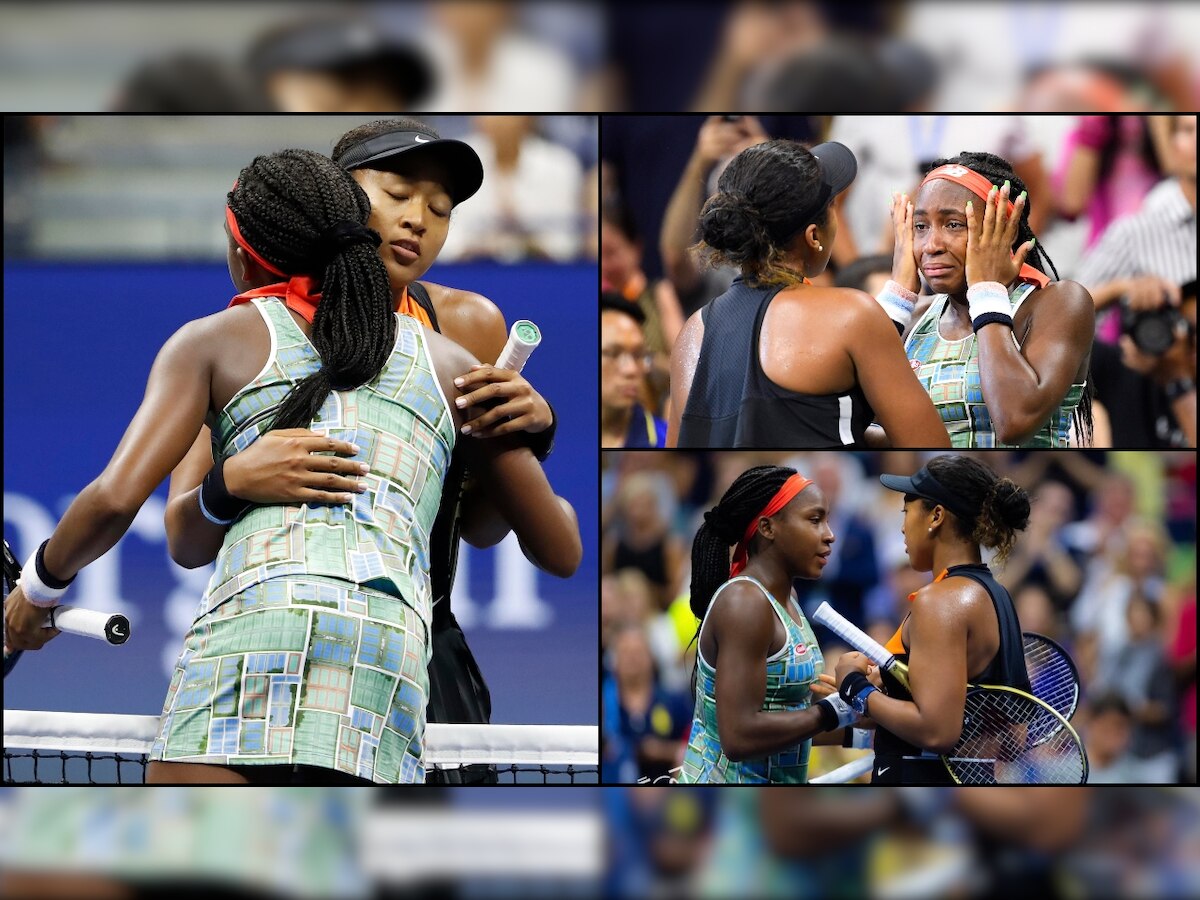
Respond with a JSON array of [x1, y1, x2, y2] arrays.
[[19, 550, 68, 608], [966, 281, 1012, 329], [822, 694, 860, 729], [875, 280, 917, 331], [850, 727, 874, 750]]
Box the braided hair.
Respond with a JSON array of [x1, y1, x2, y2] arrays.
[[925, 151, 1094, 445], [915, 456, 1031, 566], [693, 140, 831, 288], [687, 465, 797, 694], [227, 148, 395, 431]]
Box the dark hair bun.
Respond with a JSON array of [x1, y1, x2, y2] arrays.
[[698, 193, 770, 265], [984, 478, 1031, 532]]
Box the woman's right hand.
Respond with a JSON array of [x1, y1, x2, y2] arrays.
[[223, 429, 367, 506], [890, 192, 919, 294]]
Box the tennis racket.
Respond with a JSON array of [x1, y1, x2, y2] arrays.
[[494, 320, 540, 373], [1023, 631, 1081, 721], [3, 540, 131, 678], [812, 602, 1088, 785]]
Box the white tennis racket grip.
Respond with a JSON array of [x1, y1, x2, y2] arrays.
[[43, 605, 130, 645], [494, 320, 541, 373], [812, 602, 893, 668]]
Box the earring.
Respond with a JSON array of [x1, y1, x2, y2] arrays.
[[818, 244, 824, 251]]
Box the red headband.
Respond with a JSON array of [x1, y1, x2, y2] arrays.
[[225, 205, 286, 277], [730, 473, 814, 576], [921, 164, 1050, 289]]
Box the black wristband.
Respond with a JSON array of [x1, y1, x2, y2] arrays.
[[839, 671, 873, 705], [35, 539, 74, 589], [199, 457, 251, 525], [525, 404, 557, 462], [1165, 377, 1196, 401], [814, 698, 839, 732], [971, 312, 1014, 333]]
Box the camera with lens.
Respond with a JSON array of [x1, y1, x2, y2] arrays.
[[1120, 281, 1196, 356]]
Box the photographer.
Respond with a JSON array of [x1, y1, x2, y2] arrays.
[[1090, 279, 1195, 447]]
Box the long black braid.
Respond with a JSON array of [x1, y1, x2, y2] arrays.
[[688, 465, 796, 694], [926, 151, 1094, 445], [227, 149, 395, 431]]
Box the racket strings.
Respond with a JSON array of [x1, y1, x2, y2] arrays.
[[1023, 635, 1080, 720], [950, 690, 1087, 784]]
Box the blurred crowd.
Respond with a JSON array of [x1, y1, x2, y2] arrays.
[[3, 114, 597, 265], [601, 114, 1198, 448], [4, 2, 1199, 113], [607, 785, 1200, 899], [601, 450, 1197, 785]]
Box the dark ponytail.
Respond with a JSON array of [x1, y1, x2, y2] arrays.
[[922, 455, 1031, 565], [226, 148, 394, 431]]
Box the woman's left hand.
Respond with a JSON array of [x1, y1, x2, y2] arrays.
[[453, 366, 553, 438], [965, 181, 1035, 287], [834, 651, 872, 685], [811, 672, 838, 700]]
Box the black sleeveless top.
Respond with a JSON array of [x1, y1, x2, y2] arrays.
[[677, 277, 874, 448], [872, 563, 1031, 785]]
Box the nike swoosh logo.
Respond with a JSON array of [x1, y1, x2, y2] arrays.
[[414, 135, 430, 143], [877, 766, 891, 776], [111, 625, 125, 637]]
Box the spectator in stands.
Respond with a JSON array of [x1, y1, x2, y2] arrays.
[[999, 479, 1086, 614], [603, 625, 690, 784], [247, 14, 434, 112], [1082, 693, 1144, 783], [1167, 581, 1196, 783], [422, 1, 577, 111], [601, 199, 682, 411], [1091, 595, 1180, 782], [112, 52, 272, 112], [436, 115, 583, 262], [601, 470, 685, 613], [602, 294, 668, 448]]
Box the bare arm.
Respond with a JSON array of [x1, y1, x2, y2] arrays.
[[837, 584, 970, 753], [710, 583, 833, 761], [666, 310, 705, 447], [975, 282, 1095, 444], [849, 294, 951, 448]]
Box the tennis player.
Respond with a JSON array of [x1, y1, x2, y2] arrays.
[[882, 152, 1095, 446], [677, 465, 863, 784], [164, 118, 564, 784], [835, 455, 1032, 784], [4, 149, 581, 785]]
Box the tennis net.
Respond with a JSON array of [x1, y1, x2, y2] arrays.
[[3, 710, 598, 785]]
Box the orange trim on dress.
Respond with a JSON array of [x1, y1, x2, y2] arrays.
[[884, 568, 950, 654]]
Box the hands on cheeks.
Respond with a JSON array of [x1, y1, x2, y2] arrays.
[[453, 365, 552, 438], [965, 181, 1035, 288]]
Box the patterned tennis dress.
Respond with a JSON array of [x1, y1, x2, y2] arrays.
[[678, 576, 824, 784], [151, 297, 455, 783], [905, 282, 1086, 447]]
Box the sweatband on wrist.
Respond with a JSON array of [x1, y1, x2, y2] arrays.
[[524, 404, 557, 462], [19, 541, 73, 607], [199, 457, 250, 526], [816, 694, 858, 731], [843, 726, 874, 749], [839, 671, 873, 704], [875, 280, 917, 334], [967, 281, 1013, 332]]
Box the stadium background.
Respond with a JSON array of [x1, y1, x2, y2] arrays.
[[3, 115, 597, 729]]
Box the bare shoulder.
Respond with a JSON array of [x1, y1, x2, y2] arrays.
[[419, 280, 507, 362], [707, 578, 775, 633], [672, 309, 705, 368], [1026, 280, 1095, 329], [910, 575, 987, 627], [421, 321, 479, 374]]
